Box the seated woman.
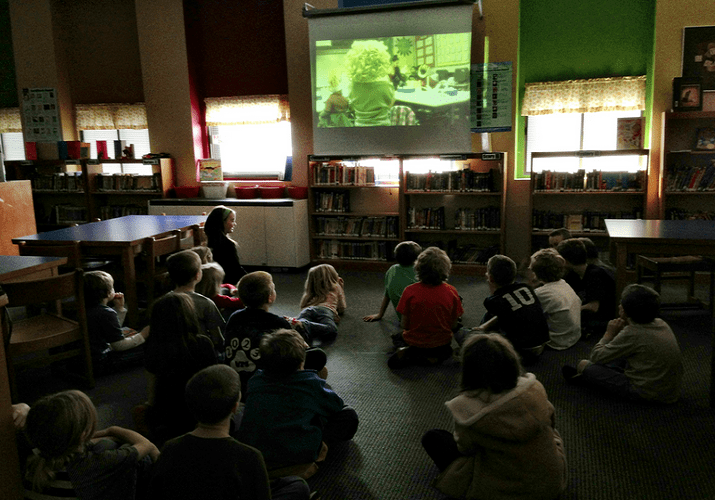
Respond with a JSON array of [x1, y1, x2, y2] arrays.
[[204, 206, 247, 286]]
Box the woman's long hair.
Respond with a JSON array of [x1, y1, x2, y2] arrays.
[[204, 206, 236, 249]]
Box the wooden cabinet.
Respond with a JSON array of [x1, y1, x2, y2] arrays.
[[148, 199, 310, 268], [4, 158, 173, 230], [530, 150, 649, 257], [660, 111, 715, 220]]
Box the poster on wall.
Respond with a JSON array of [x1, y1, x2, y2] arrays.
[[22, 88, 62, 142], [470, 61, 512, 133], [682, 26, 715, 91]]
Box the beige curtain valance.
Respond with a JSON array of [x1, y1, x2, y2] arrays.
[[521, 76, 646, 116], [205, 95, 290, 126], [0, 107, 22, 134], [75, 103, 148, 131]]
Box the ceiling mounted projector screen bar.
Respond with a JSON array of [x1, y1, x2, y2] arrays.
[[307, 1, 474, 155]]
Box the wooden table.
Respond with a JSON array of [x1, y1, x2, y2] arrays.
[[0, 255, 68, 500], [12, 215, 207, 327], [605, 218, 715, 407]]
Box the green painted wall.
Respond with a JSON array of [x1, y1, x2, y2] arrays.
[[0, 0, 18, 108], [515, 0, 656, 177]]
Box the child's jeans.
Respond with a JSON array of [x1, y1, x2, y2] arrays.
[[298, 305, 338, 341]]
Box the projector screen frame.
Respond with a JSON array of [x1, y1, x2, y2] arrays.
[[302, 0, 477, 19]]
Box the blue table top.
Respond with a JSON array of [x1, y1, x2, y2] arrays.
[[0, 255, 67, 281], [605, 219, 715, 242], [12, 215, 207, 245]]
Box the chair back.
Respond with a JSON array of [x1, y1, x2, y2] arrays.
[[2, 268, 85, 310], [146, 230, 182, 269], [17, 241, 82, 270]]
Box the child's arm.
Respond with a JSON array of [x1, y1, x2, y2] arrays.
[[94, 426, 160, 462], [336, 278, 346, 314], [12, 403, 30, 430], [473, 316, 498, 332], [363, 292, 390, 322], [110, 292, 127, 326]]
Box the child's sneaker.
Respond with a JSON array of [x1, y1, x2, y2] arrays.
[[391, 332, 408, 348], [285, 316, 307, 336]]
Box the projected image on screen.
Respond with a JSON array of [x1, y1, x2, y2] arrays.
[[315, 33, 471, 129]]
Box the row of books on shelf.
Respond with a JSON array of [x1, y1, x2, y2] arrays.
[[533, 170, 645, 192], [51, 204, 87, 224], [313, 191, 350, 213], [454, 207, 501, 231], [32, 172, 83, 192], [311, 162, 376, 185], [664, 162, 715, 192], [532, 208, 643, 232], [314, 216, 399, 238], [407, 206, 446, 230], [98, 205, 148, 220], [404, 169, 499, 192], [315, 240, 391, 261], [665, 208, 715, 220], [95, 173, 161, 192], [411, 239, 499, 265]]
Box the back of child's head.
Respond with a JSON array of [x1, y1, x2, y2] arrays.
[[486, 254, 517, 287], [529, 248, 565, 283], [414, 246, 451, 286], [238, 271, 274, 308], [195, 262, 225, 298], [301, 264, 340, 307], [185, 365, 241, 425], [394, 241, 422, 266], [556, 238, 587, 266], [25, 390, 97, 490], [259, 328, 306, 377], [167, 249, 202, 287], [460, 333, 522, 394], [578, 237, 599, 260], [83, 270, 113, 307], [150, 292, 200, 344], [548, 227, 572, 248], [621, 284, 660, 324], [190, 245, 213, 264]]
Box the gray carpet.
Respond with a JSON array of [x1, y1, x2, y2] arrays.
[[15, 269, 715, 500]]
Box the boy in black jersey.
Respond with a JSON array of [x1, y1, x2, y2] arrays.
[[473, 255, 550, 364]]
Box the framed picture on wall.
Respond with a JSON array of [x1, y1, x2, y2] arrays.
[[673, 77, 703, 111], [682, 26, 715, 91]]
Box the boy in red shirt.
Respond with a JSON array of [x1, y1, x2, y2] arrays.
[[390, 247, 463, 369]]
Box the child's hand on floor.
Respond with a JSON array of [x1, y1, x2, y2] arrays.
[[362, 313, 382, 322]]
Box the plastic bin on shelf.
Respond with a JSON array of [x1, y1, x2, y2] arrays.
[[201, 181, 228, 198], [259, 186, 285, 199]]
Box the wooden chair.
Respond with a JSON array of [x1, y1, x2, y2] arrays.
[[636, 255, 715, 314], [0, 269, 94, 401], [17, 241, 82, 272], [136, 230, 182, 307]]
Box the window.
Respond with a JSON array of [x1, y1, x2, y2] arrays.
[[522, 76, 647, 176], [80, 129, 151, 160], [205, 95, 291, 179], [75, 103, 150, 160], [1, 132, 26, 161]]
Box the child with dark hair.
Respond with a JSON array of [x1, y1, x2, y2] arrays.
[[578, 237, 616, 279], [195, 262, 244, 319], [389, 246, 464, 369], [190, 245, 213, 264], [563, 284, 684, 404], [557, 238, 616, 336], [422, 333, 567, 500], [142, 292, 218, 444], [166, 249, 226, 353], [225, 271, 327, 399], [548, 227, 572, 248], [203, 205, 247, 285], [238, 329, 359, 477], [24, 390, 158, 500], [148, 365, 312, 500], [473, 254, 549, 364], [363, 241, 421, 322], [84, 270, 148, 373], [529, 248, 581, 350]]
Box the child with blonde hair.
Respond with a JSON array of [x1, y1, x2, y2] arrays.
[[24, 390, 158, 499], [389, 246, 463, 369], [190, 245, 213, 264], [290, 264, 346, 342], [195, 262, 244, 318]]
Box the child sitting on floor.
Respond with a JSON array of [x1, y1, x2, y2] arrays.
[[225, 271, 327, 399], [529, 248, 581, 350], [148, 365, 312, 500], [24, 390, 159, 500], [563, 284, 684, 404], [190, 245, 213, 264], [363, 241, 421, 322], [195, 262, 244, 319], [290, 264, 346, 342], [389, 246, 464, 369], [237, 329, 359, 477], [84, 270, 148, 374], [422, 333, 567, 500], [473, 254, 550, 364]]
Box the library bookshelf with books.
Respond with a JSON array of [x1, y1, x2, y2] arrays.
[[530, 149, 649, 258], [4, 158, 173, 230], [307, 153, 506, 272], [660, 111, 715, 220]]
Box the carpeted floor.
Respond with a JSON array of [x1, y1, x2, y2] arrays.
[[14, 268, 715, 500]]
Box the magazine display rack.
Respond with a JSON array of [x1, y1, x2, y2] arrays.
[[661, 111, 715, 220]]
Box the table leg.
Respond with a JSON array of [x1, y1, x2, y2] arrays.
[[614, 241, 628, 315], [122, 248, 139, 328]]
